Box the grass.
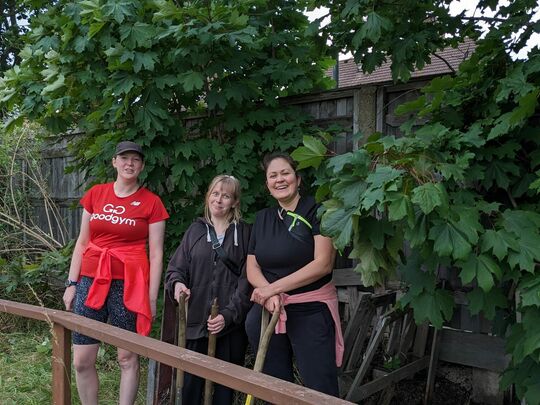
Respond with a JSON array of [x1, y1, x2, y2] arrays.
[[0, 314, 270, 405], [0, 318, 148, 404]]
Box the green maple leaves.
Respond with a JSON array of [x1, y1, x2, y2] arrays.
[[291, 135, 326, 169], [412, 183, 446, 214], [0, 0, 338, 260], [459, 254, 501, 292], [292, 0, 540, 401], [291, 27, 539, 402], [352, 11, 393, 46], [398, 251, 454, 328], [293, 41, 540, 345]]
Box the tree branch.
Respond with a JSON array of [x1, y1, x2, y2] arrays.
[[506, 189, 518, 209], [432, 53, 455, 74], [460, 16, 507, 23]]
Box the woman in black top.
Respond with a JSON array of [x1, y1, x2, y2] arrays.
[[165, 175, 252, 405], [245, 153, 339, 396]]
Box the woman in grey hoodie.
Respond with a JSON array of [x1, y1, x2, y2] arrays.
[[165, 174, 252, 405]]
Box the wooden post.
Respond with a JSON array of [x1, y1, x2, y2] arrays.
[[346, 286, 359, 319], [342, 293, 374, 371], [146, 359, 157, 405], [156, 287, 179, 404], [52, 322, 71, 405], [353, 86, 377, 147], [424, 327, 442, 405], [398, 312, 417, 356], [412, 323, 430, 358]]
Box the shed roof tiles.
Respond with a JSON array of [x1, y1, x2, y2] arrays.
[[327, 39, 476, 87]]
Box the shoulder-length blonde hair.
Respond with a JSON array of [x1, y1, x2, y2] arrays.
[[204, 175, 242, 225]]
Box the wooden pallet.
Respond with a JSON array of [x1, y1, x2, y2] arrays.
[[337, 288, 432, 403]]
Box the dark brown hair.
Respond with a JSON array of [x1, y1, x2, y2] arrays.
[[262, 152, 297, 174]]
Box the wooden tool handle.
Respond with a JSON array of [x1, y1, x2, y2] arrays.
[[203, 298, 219, 405], [253, 306, 280, 372], [174, 292, 187, 405], [245, 306, 281, 405]]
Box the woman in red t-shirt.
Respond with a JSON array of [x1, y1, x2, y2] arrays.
[[62, 141, 169, 405]]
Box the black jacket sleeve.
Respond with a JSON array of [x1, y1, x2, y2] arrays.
[[165, 225, 195, 301], [220, 222, 253, 327]]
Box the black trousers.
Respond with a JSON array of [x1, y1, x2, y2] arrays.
[[182, 327, 248, 405], [245, 303, 339, 397]]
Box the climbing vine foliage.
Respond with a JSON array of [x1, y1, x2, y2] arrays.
[[294, 1, 540, 402]]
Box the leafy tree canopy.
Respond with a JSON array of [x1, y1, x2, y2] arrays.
[[0, 0, 334, 242], [0, 0, 49, 73]]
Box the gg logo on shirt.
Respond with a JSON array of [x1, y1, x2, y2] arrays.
[[103, 204, 126, 214], [90, 203, 136, 226]]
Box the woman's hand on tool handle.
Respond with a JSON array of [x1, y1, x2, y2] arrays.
[[174, 282, 191, 302], [207, 314, 225, 334], [263, 295, 281, 313], [251, 284, 276, 306]]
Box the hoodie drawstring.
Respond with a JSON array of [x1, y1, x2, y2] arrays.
[[207, 221, 237, 246]]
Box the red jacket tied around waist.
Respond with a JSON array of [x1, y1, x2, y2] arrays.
[[83, 241, 152, 336]]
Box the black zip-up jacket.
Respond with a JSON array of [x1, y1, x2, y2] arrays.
[[165, 218, 252, 339]]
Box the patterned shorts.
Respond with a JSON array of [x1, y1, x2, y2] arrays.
[[72, 276, 137, 345]]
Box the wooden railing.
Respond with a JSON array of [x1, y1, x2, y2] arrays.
[[0, 299, 353, 405]]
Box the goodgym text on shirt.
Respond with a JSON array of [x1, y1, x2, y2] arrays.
[[90, 204, 136, 226]]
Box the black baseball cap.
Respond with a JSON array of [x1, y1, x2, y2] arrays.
[[115, 141, 144, 158]]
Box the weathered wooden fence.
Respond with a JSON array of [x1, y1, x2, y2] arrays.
[[332, 268, 510, 403], [35, 132, 87, 242]]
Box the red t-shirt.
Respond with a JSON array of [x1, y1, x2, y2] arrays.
[[80, 182, 169, 278]]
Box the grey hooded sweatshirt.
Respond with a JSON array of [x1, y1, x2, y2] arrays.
[[165, 218, 252, 339]]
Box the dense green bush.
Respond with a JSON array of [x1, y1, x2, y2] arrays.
[[294, 0, 540, 402], [0, 122, 71, 308], [0, 243, 73, 308], [0, 0, 333, 250]]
